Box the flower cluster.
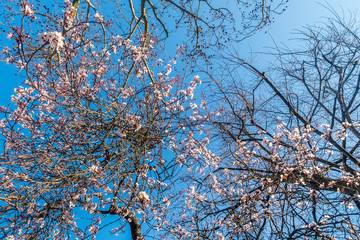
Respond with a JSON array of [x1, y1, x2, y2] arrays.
[[38, 31, 65, 52], [21, 2, 34, 17]]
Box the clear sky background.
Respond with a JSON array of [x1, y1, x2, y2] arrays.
[[239, 0, 359, 63], [0, 0, 359, 239]]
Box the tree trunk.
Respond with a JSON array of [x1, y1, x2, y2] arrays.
[[126, 212, 142, 240]]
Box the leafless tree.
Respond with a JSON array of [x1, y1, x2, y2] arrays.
[[0, 0, 292, 239]]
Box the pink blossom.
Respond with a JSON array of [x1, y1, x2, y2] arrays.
[[139, 191, 150, 201], [38, 31, 65, 52], [21, 2, 34, 17]]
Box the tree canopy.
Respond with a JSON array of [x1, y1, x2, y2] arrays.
[[5, 0, 360, 240]]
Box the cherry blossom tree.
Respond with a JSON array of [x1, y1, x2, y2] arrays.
[[173, 13, 360, 239], [0, 1, 208, 239], [0, 0, 292, 239]]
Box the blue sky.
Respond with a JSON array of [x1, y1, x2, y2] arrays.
[[0, 0, 359, 239], [239, 0, 359, 60]]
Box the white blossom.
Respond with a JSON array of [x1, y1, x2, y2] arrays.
[[38, 31, 65, 52], [139, 191, 150, 201]]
